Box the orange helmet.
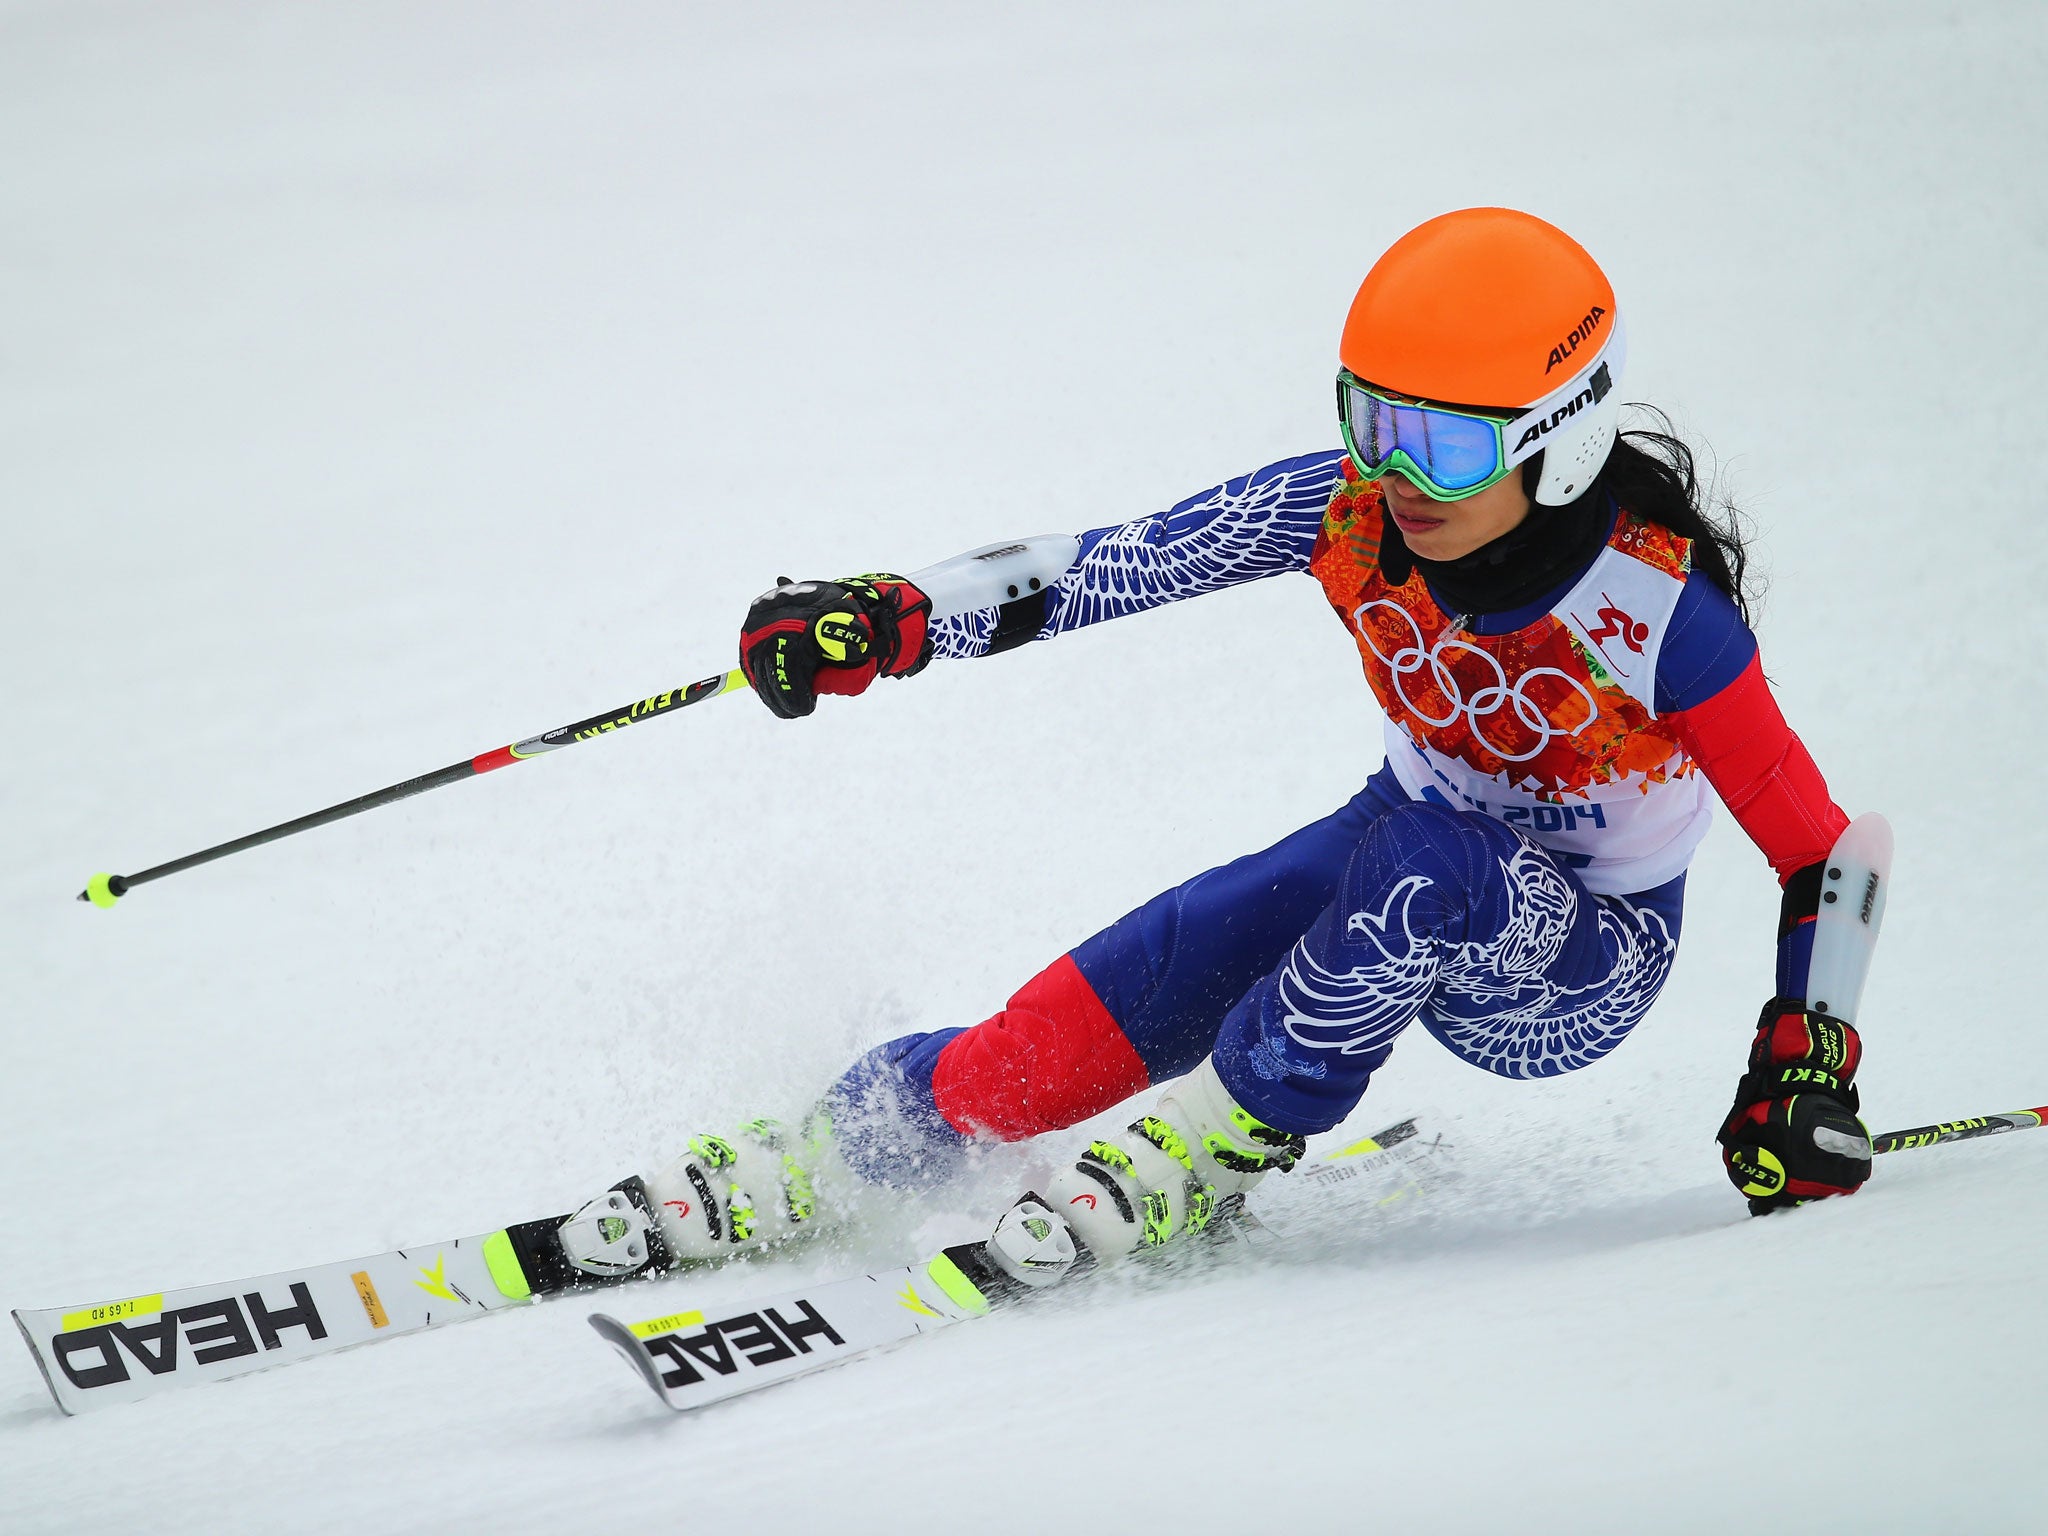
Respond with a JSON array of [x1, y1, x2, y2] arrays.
[[1340, 209, 1625, 505]]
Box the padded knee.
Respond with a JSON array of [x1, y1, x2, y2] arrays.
[[930, 955, 1150, 1141]]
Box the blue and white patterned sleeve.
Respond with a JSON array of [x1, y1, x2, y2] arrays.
[[928, 449, 1347, 660]]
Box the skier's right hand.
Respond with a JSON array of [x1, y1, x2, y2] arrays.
[[738, 574, 934, 719]]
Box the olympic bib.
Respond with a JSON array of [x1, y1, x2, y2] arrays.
[[1311, 471, 1711, 894]]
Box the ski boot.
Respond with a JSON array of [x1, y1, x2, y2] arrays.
[[504, 1118, 831, 1295], [904, 1058, 1298, 1323], [1006, 1058, 1298, 1273]]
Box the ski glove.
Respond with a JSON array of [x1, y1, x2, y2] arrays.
[[738, 574, 934, 720], [1040, 1057, 1305, 1262], [1717, 997, 1871, 1215]]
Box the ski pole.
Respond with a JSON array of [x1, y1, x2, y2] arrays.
[[77, 671, 750, 906], [78, 533, 1082, 907], [1871, 1107, 2047, 1155]]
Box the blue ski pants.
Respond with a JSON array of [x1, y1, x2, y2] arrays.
[[827, 764, 1684, 1182]]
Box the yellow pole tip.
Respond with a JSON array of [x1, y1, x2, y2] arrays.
[[83, 873, 121, 908]]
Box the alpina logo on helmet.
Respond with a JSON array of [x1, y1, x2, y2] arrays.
[[1545, 306, 1607, 373], [1512, 362, 1613, 454]]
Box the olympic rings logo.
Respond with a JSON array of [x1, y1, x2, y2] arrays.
[[1351, 599, 1600, 763]]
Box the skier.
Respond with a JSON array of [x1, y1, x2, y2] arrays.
[[549, 207, 1876, 1290]]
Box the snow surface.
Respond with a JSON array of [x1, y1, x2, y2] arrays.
[[4, 1, 2046, 1529]]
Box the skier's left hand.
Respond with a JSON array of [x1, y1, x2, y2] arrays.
[[1717, 997, 1871, 1215]]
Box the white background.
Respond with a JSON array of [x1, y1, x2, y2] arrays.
[[4, 2, 2044, 1530]]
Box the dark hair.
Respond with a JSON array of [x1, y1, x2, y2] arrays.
[[1589, 409, 1758, 625]]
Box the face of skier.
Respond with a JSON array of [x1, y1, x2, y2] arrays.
[[1377, 468, 1531, 560]]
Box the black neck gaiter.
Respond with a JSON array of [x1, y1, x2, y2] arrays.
[[1378, 483, 1611, 618]]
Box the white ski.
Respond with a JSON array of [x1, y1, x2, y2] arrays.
[[589, 1259, 987, 1411], [13, 1228, 535, 1416], [13, 1115, 1449, 1417]]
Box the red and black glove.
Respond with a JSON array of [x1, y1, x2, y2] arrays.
[[1717, 997, 1872, 1215], [738, 574, 933, 720]]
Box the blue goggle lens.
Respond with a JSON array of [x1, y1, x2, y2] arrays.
[[1341, 381, 1506, 492]]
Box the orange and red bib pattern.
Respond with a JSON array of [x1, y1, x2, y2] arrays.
[[1309, 466, 1714, 892], [1310, 467, 1693, 794]]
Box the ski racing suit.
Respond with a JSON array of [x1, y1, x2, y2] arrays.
[[825, 450, 1850, 1182]]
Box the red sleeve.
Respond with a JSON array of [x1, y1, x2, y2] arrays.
[[1669, 652, 1849, 884]]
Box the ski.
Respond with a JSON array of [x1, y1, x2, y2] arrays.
[[589, 1256, 991, 1410], [10, 1189, 642, 1416], [590, 1114, 1450, 1414]]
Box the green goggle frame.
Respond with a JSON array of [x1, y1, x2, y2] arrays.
[[1335, 369, 1521, 503]]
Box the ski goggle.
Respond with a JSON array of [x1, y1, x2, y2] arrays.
[[1336, 375, 1520, 501], [1337, 314, 1628, 502]]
